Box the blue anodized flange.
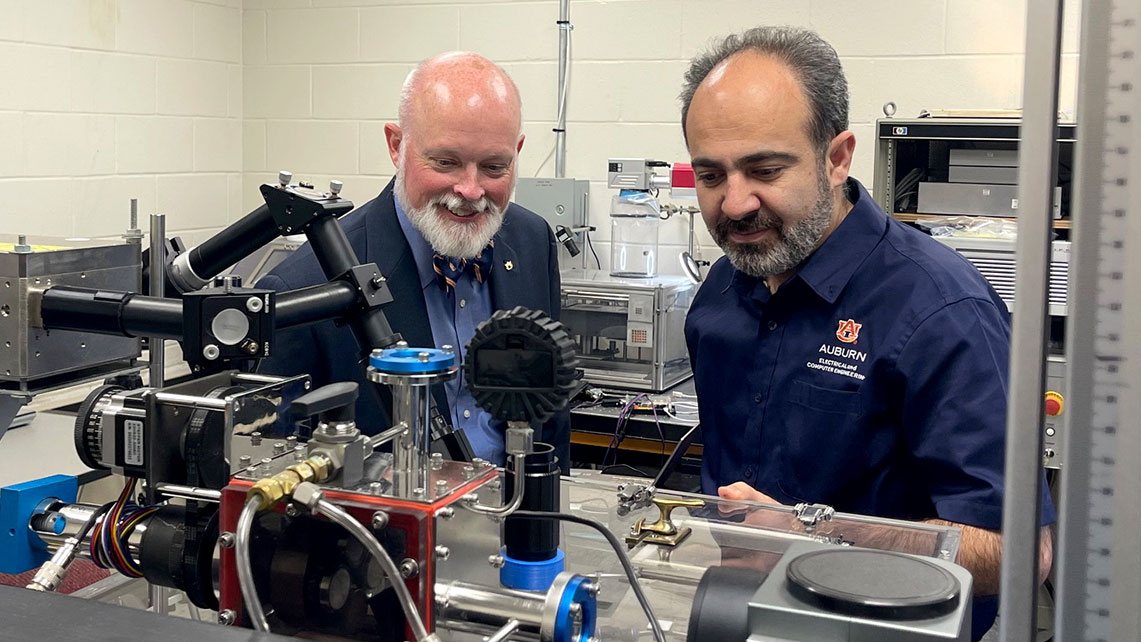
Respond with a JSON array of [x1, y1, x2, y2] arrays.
[[544, 573, 598, 642]]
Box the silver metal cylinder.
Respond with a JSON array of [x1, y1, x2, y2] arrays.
[[149, 213, 166, 388], [32, 505, 146, 566], [370, 364, 456, 499], [435, 581, 545, 638], [554, 0, 570, 178], [391, 379, 431, 498], [30, 503, 101, 551], [153, 483, 222, 503], [153, 392, 229, 410]]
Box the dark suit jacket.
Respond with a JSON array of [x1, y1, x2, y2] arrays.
[[258, 179, 570, 472]]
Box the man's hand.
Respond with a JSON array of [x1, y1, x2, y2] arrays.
[[715, 481, 789, 527], [718, 481, 781, 504]]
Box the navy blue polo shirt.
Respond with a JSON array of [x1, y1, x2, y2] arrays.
[[686, 178, 1057, 530]]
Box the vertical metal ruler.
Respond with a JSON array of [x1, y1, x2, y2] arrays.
[[1055, 1, 1141, 641]]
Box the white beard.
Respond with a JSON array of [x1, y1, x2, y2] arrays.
[[394, 156, 507, 259]]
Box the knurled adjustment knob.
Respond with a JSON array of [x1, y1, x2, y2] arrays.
[[73, 385, 124, 470]]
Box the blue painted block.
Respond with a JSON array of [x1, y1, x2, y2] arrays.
[[0, 475, 78, 574]]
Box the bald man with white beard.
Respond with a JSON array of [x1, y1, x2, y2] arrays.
[[259, 52, 569, 471]]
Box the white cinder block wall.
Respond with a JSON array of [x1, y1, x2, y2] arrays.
[[243, 0, 1083, 277], [3, 0, 1080, 273], [0, 0, 243, 245]]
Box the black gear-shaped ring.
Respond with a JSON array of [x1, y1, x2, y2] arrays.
[[463, 306, 578, 424]]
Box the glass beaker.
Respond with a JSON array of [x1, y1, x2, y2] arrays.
[[609, 193, 660, 278]]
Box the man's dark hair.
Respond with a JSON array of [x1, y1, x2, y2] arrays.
[[680, 26, 849, 152]]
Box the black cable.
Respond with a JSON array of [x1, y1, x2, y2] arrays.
[[601, 463, 648, 477], [511, 510, 666, 642], [78, 502, 116, 570], [649, 406, 667, 467], [76, 502, 114, 543], [651, 423, 699, 492], [585, 229, 601, 269]]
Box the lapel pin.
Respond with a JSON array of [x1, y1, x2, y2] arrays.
[[504, 260, 514, 271]]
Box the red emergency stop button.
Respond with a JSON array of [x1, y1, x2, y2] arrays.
[[1045, 391, 1064, 417]]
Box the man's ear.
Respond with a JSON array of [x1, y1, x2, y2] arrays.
[[826, 130, 856, 188], [384, 123, 403, 169], [516, 133, 525, 154]]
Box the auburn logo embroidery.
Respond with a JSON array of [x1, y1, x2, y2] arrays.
[[836, 319, 862, 343]]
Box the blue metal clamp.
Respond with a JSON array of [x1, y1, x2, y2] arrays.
[[0, 474, 78, 573]]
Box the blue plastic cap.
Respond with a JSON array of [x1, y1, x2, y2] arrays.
[[368, 347, 455, 374], [499, 548, 566, 592], [0, 475, 78, 574]]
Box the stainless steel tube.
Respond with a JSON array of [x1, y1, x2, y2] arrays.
[[148, 213, 166, 388], [149, 214, 170, 617], [463, 452, 526, 517], [236, 496, 270, 631], [153, 392, 229, 410], [554, 0, 570, 178], [391, 380, 430, 498], [153, 483, 222, 503], [435, 580, 545, 634], [485, 619, 521, 642]]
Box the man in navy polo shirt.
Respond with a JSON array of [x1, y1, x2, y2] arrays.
[[679, 27, 1052, 638]]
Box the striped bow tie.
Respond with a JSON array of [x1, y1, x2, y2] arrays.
[[432, 240, 494, 292]]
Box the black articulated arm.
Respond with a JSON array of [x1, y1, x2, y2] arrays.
[[39, 177, 398, 353], [291, 381, 360, 425], [37, 175, 471, 460]]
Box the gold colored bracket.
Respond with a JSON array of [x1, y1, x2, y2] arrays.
[[625, 496, 705, 546]]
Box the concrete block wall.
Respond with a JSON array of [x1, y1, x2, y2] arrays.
[[244, 0, 1083, 277], [1, 0, 1081, 273], [0, 0, 243, 246]]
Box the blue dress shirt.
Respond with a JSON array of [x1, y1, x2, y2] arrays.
[[686, 179, 1055, 639], [686, 178, 1056, 528], [393, 195, 502, 465]]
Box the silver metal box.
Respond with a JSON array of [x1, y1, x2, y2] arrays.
[[947, 148, 1019, 167], [559, 270, 694, 392], [917, 182, 1061, 218], [607, 158, 654, 190], [933, 236, 1069, 315], [1, 237, 142, 392], [947, 165, 1019, 184], [746, 541, 971, 642], [513, 177, 590, 232]]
